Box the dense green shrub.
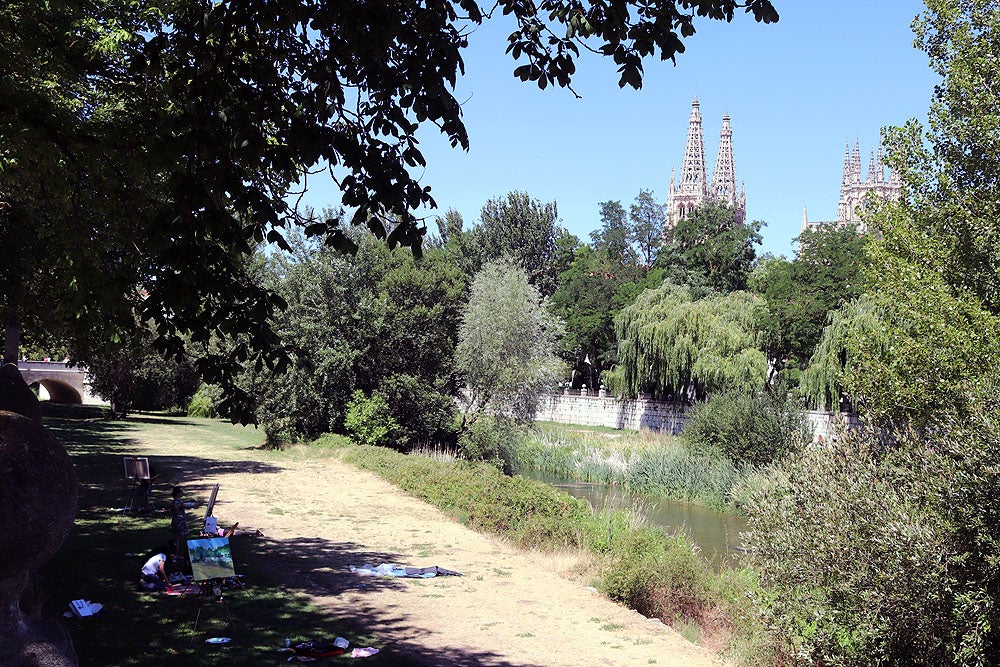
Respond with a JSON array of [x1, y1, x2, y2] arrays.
[[748, 416, 1000, 665], [681, 386, 810, 466], [457, 416, 526, 474], [250, 233, 465, 447], [378, 373, 457, 447], [344, 390, 404, 448], [187, 383, 223, 418], [601, 527, 709, 622]]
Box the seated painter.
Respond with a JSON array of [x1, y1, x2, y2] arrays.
[[139, 552, 169, 591]]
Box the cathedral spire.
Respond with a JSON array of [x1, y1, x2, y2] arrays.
[[679, 96, 707, 196], [836, 138, 901, 224], [852, 139, 862, 184], [666, 98, 744, 230], [712, 112, 737, 204]]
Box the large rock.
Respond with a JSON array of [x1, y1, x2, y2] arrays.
[[0, 363, 42, 423], [0, 410, 79, 667]]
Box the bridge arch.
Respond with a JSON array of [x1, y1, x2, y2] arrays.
[[30, 379, 83, 404], [15, 361, 100, 405]]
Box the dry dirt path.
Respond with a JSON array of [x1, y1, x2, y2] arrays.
[[141, 423, 726, 667]]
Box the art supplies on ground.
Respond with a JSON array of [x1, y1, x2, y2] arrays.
[[349, 563, 462, 578], [68, 599, 103, 617]]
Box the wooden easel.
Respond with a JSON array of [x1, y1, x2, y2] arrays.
[[120, 456, 153, 516], [187, 536, 250, 636], [191, 579, 235, 634]]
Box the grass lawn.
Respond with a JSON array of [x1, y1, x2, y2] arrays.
[[35, 404, 405, 667]]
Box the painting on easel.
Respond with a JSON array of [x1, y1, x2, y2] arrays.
[[123, 456, 150, 480], [187, 537, 235, 581]]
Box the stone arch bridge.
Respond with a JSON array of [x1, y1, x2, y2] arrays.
[[15, 360, 101, 405]]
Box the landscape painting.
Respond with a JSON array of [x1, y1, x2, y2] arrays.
[[187, 537, 235, 581]]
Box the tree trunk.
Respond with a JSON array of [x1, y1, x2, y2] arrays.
[[4, 321, 19, 365]]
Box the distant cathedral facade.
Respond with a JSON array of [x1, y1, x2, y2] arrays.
[[801, 140, 901, 235], [666, 97, 746, 229]]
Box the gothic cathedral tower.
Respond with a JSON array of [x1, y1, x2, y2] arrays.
[[836, 140, 901, 227], [666, 97, 746, 229]]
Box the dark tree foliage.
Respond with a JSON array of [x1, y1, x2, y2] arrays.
[[470, 191, 564, 296], [591, 200, 634, 265], [0, 0, 778, 421], [86, 330, 201, 418], [629, 188, 666, 267], [658, 201, 762, 292], [551, 191, 665, 387], [251, 232, 466, 446], [550, 244, 659, 388], [751, 225, 868, 369]]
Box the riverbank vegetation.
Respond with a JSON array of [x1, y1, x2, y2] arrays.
[[520, 379, 808, 514], [517, 423, 752, 512], [318, 433, 777, 663]]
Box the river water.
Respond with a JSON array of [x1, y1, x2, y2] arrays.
[[521, 470, 749, 568]]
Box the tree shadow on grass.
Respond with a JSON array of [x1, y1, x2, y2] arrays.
[[46, 517, 536, 666], [43, 524, 544, 667], [37, 404, 537, 666], [40, 403, 281, 515]]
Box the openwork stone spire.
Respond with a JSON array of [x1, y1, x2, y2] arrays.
[[841, 141, 851, 188], [712, 113, 736, 202], [852, 139, 862, 183], [710, 112, 745, 225], [679, 97, 707, 195], [666, 98, 746, 228]]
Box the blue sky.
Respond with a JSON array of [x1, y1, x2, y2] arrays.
[[301, 1, 939, 258]]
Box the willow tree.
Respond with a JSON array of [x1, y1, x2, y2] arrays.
[[606, 281, 767, 400]]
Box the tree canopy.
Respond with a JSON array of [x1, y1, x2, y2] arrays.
[[248, 231, 467, 446], [751, 225, 868, 370], [0, 0, 778, 421], [658, 201, 762, 292], [469, 191, 565, 296], [456, 260, 564, 427]]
